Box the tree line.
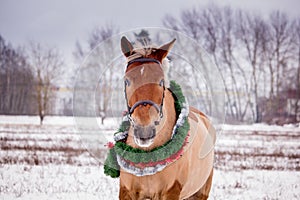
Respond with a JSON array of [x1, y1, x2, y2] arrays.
[[1, 5, 299, 124], [74, 6, 300, 124], [163, 5, 300, 124], [0, 35, 64, 124], [0, 35, 35, 115]]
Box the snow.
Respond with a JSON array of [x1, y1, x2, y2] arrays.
[[0, 115, 120, 127], [1, 165, 299, 200], [0, 115, 74, 126], [211, 170, 300, 200], [0, 165, 119, 200], [221, 123, 300, 132], [0, 116, 299, 199]]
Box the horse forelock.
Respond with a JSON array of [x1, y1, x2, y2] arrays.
[[126, 42, 170, 88]]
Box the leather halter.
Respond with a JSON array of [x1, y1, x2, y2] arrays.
[[124, 57, 165, 124], [126, 57, 161, 69]]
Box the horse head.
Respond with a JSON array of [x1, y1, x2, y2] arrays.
[[121, 36, 176, 148]]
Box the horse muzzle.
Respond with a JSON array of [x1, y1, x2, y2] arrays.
[[133, 125, 156, 147]]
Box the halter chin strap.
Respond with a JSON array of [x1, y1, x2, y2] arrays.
[[124, 57, 165, 125]]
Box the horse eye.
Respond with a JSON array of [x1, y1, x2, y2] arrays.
[[159, 79, 164, 87], [125, 79, 130, 86]]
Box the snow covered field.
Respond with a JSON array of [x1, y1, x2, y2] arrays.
[[0, 116, 299, 199]]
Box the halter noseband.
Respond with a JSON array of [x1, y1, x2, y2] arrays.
[[124, 57, 165, 125]]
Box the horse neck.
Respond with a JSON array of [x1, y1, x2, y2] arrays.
[[126, 89, 177, 151], [153, 89, 177, 148]]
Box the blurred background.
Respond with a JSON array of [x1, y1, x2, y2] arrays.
[[0, 0, 300, 124]]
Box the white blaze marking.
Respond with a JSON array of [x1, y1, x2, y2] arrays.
[[140, 66, 145, 75]]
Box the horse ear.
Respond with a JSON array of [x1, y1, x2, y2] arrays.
[[155, 38, 176, 61], [121, 36, 134, 57]]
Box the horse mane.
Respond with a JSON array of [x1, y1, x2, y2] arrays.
[[126, 41, 170, 88]]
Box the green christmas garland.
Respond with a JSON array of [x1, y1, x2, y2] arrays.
[[104, 81, 189, 178]]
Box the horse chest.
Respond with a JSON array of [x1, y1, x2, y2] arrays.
[[121, 171, 172, 187], [119, 157, 189, 199]]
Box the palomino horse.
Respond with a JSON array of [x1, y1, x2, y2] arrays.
[[105, 37, 216, 200]]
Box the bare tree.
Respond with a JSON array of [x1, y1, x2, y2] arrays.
[[164, 7, 219, 115], [28, 42, 64, 125], [164, 6, 252, 122], [236, 11, 269, 122], [74, 24, 119, 124], [292, 19, 300, 122], [265, 12, 295, 98], [260, 11, 296, 123], [163, 5, 300, 123], [217, 7, 253, 122], [0, 35, 35, 115]]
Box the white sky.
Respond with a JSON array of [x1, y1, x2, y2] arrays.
[[0, 0, 299, 65]]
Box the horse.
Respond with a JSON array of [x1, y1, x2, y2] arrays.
[[105, 36, 216, 200]]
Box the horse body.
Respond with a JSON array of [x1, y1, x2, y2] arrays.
[[115, 37, 215, 199]]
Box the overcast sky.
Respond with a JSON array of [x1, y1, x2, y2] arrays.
[[0, 0, 299, 64]]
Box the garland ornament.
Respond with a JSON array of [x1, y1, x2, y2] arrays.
[[104, 81, 190, 178]]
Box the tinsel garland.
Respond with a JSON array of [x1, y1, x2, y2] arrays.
[[104, 81, 189, 178]]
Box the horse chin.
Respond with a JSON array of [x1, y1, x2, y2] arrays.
[[134, 136, 154, 148]]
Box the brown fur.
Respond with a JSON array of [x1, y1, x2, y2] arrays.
[[184, 169, 213, 200], [129, 83, 164, 126], [126, 89, 176, 151], [119, 37, 215, 199], [119, 109, 215, 199], [164, 180, 183, 200], [125, 63, 165, 127]]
